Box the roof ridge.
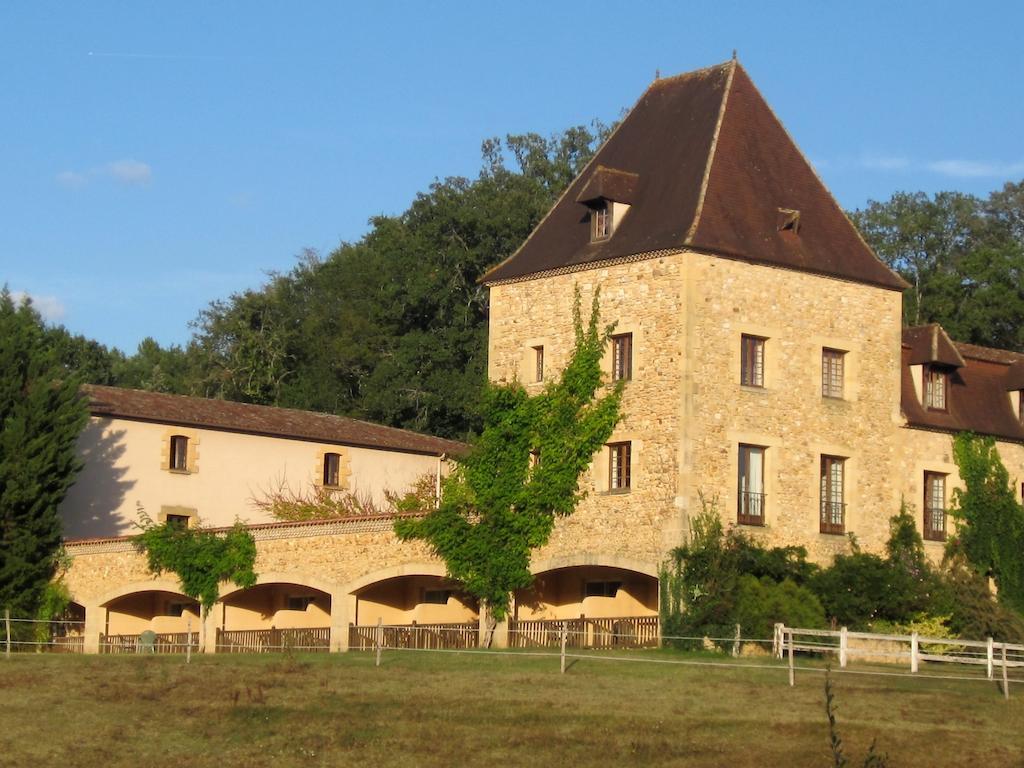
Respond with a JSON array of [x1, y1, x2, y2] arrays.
[[684, 59, 736, 244], [649, 60, 732, 90]]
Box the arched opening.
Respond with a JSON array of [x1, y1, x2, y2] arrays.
[[510, 565, 659, 649], [349, 575, 479, 650], [216, 582, 332, 652], [100, 590, 201, 653], [52, 601, 86, 653]]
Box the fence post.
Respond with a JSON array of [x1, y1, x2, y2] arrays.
[[186, 618, 192, 664], [732, 624, 741, 658], [910, 632, 919, 674], [839, 627, 848, 669], [773, 623, 783, 658], [4, 607, 10, 659], [787, 629, 795, 687], [560, 622, 567, 674], [375, 618, 383, 667], [1002, 644, 1010, 701], [987, 637, 994, 680]]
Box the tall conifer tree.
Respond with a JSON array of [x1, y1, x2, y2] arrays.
[[0, 289, 88, 616]]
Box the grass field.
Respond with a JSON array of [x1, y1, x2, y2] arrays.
[[1, 649, 1022, 767]]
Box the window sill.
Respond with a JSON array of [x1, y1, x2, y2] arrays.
[[818, 529, 846, 537], [737, 520, 765, 528], [739, 384, 768, 394], [168, 468, 191, 475], [602, 488, 632, 496]]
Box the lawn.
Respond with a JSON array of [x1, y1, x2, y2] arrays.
[[1, 649, 1021, 767]]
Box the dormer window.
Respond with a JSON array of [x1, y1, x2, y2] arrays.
[[591, 200, 611, 241], [924, 366, 948, 411]]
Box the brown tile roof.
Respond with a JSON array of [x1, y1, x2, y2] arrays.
[[901, 328, 1024, 443], [902, 324, 966, 368], [482, 61, 907, 292], [83, 385, 467, 456]]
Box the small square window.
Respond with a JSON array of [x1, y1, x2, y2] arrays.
[[584, 581, 621, 598], [819, 455, 845, 535], [286, 596, 316, 612], [923, 472, 946, 542], [608, 442, 631, 492], [822, 349, 845, 399], [925, 366, 948, 410], [169, 435, 189, 472], [740, 335, 766, 388], [591, 201, 611, 241], [612, 333, 632, 382], [533, 346, 544, 383], [323, 452, 342, 487], [423, 589, 453, 605], [165, 513, 190, 529]]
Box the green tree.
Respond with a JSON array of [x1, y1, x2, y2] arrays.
[[395, 290, 624, 638], [948, 432, 1024, 613], [851, 184, 1024, 351], [134, 510, 257, 651], [0, 289, 89, 618]]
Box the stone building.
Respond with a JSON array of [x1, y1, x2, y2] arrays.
[[59, 60, 1024, 652]]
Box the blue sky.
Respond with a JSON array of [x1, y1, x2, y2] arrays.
[[2, 1, 1022, 352]]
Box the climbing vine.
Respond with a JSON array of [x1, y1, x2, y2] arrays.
[[395, 288, 624, 623], [949, 432, 1024, 613], [134, 508, 258, 648]]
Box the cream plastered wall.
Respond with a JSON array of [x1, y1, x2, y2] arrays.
[[105, 591, 201, 635], [219, 584, 332, 630], [354, 576, 478, 625], [514, 566, 658, 620], [682, 253, 905, 562], [488, 254, 688, 571], [488, 250, 907, 568], [895, 427, 1024, 562], [60, 416, 446, 539]]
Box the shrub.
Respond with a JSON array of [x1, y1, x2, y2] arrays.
[[942, 557, 1024, 642], [733, 575, 826, 640]]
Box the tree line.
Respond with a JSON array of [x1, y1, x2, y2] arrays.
[[35, 122, 1023, 441]]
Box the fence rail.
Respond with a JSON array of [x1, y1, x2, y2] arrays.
[[776, 623, 1024, 686], [101, 632, 199, 654], [508, 616, 659, 649], [217, 627, 331, 653], [349, 622, 478, 651]]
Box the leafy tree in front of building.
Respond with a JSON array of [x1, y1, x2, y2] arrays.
[[0, 289, 89, 620], [394, 290, 624, 640]]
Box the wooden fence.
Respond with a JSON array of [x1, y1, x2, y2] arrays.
[[101, 632, 199, 654], [348, 622, 479, 651], [52, 635, 85, 653], [776, 624, 1024, 679], [508, 615, 659, 649], [217, 627, 331, 653]]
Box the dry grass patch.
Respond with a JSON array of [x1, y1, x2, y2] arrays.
[[0, 650, 1021, 767]]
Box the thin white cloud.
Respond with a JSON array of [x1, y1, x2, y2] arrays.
[[106, 159, 152, 184], [54, 158, 153, 188], [859, 154, 910, 171], [925, 159, 1024, 178], [10, 291, 66, 323]]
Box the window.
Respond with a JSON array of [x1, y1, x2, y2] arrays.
[[169, 435, 189, 471], [923, 472, 947, 542], [822, 348, 845, 399], [737, 445, 766, 526], [323, 452, 342, 487], [533, 345, 544, 383], [612, 333, 632, 381], [591, 201, 611, 241], [423, 589, 453, 605], [608, 442, 631, 492], [286, 596, 316, 611], [740, 335, 765, 387], [925, 366, 947, 410], [165, 513, 190, 529], [819, 456, 845, 535], [584, 581, 622, 598]]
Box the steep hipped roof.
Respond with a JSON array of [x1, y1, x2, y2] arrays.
[[83, 385, 466, 457], [900, 328, 1024, 443], [482, 61, 907, 291], [902, 324, 966, 368]]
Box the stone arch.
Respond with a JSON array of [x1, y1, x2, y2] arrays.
[[341, 561, 448, 596], [92, 579, 191, 609], [217, 571, 341, 602], [529, 552, 659, 579]]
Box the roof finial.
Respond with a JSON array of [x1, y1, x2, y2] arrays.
[[654, 68, 660, 80], [732, 49, 737, 62]]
